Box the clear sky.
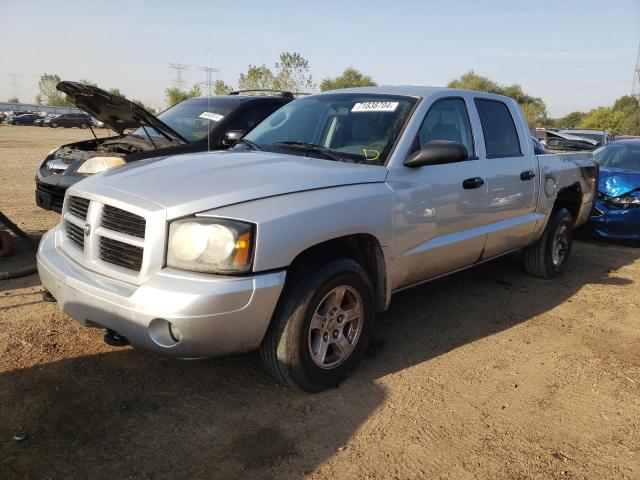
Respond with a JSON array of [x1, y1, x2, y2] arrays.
[[1, 0, 638, 116]]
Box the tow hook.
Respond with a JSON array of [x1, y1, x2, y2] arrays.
[[103, 329, 130, 347]]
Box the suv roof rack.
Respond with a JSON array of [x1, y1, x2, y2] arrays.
[[228, 89, 294, 98]]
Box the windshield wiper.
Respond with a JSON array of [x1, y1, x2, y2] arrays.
[[235, 138, 261, 151], [274, 141, 343, 161]]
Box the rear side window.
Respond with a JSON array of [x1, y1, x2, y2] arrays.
[[475, 99, 521, 158]]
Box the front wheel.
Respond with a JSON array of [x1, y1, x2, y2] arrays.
[[524, 207, 574, 278], [80, 123, 87, 129], [260, 259, 375, 392], [50, 122, 57, 128]]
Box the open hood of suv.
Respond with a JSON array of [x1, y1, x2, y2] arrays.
[[56, 81, 186, 142]]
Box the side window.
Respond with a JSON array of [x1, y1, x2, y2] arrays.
[[474, 99, 522, 158], [244, 102, 284, 131], [414, 98, 475, 157]]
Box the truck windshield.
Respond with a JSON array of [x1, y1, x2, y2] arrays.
[[241, 93, 417, 165], [131, 98, 241, 143]]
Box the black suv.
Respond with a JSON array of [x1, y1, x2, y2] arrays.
[[48, 112, 93, 128], [35, 82, 293, 212]]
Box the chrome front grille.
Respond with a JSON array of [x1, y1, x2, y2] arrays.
[[62, 195, 152, 277], [65, 222, 84, 249], [99, 237, 143, 271], [67, 196, 90, 220], [101, 205, 146, 238]]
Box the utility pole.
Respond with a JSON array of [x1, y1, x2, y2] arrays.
[[167, 63, 189, 90], [199, 65, 219, 96], [633, 42, 640, 100], [5, 72, 22, 101]]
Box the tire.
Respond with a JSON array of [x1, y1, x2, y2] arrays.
[[524, 208, 574, 279], [51, 122, 57, 128], [80, 123, 87, 129], [260, 259, 375, 392]]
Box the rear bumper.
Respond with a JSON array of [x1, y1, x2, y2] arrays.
[[586, 200, 640, 241], [37, 227, 287, 357]]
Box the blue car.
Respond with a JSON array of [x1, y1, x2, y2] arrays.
[[588, 139, 640, 242]]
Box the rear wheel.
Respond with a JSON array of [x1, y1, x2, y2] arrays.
[[80, 123, 87, 129], [50, 122, 58, 128], [260, 259, 375, 392], [524, 208, 574, 278]]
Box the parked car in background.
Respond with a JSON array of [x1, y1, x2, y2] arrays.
[[35, 81, 294, 212], [532, 136, 547, 154], [48, 112, 93, 129], [8, 113, 41, 125], [586, 139, 640, 242], [33, 116, 47, 126], [544, 130, 599, 152], [37, 86, 597, 391], [558, 129, 613, 146]]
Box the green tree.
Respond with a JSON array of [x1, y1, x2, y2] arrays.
[[273, 51, 315, 92], [37, 73, 70, 106], [165, 85, 202, 107], [238, 64, 276, 91], [7, 96, 19, 103], [447, 71, 548, 126], [107, 88, 125, 98], [214, 79, 233, 95], [237, 52, 315, 93], [320, 67, 376, 91], [555, 111, 586, 128]]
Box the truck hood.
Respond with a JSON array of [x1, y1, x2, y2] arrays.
[[599, 167, 640, 197], [57, 81, 186, 142], [77, 150, 388, 217]]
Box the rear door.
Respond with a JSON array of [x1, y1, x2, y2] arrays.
[[475, 98, 537, 258]]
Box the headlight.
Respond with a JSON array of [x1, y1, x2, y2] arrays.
[[607, 195, 640, 206], [76, 156, 125, 174], [167, 218, 254, 274]]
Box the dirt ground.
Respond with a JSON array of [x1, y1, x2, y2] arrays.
[[0, 125, 638, 480]]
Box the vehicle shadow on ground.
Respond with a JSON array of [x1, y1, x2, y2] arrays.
[[0, 240, 638, 479]]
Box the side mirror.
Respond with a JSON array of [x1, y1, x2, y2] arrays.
[[404, 140, 468, 167], [222, 130, 246, 147]]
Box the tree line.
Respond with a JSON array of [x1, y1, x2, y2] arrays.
[[21, 58, 639, 135]]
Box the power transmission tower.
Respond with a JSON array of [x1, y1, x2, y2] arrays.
[[5, 72, 22, 101], [633, 43, 640, 100], [167, 63, 189, 90], [199, 65, 219, 96]]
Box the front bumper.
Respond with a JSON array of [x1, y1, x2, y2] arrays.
[[37, 227, 287, 357], [35, 165, 84, 213], [585, 199, 640, 241]]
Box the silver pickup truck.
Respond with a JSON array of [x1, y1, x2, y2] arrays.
[[37, 86, 597, 391]]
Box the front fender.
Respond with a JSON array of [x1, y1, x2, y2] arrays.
[[201, 183, 394, 272]]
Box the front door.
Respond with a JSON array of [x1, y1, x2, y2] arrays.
[[390, 97, 488, 289]]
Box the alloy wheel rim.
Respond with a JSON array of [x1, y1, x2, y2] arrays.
[[308, 285, 363, 369], [552, 222, 570, 266]]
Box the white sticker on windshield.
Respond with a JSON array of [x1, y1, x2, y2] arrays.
[[199, 112, 224, 122], [351, 102, 399, 113]]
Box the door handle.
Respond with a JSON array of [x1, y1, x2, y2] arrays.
[[520, 170, 536, 180], [462, 177, 485, 189]]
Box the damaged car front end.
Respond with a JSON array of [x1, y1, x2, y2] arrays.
[[587, 140, 640, 242]]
